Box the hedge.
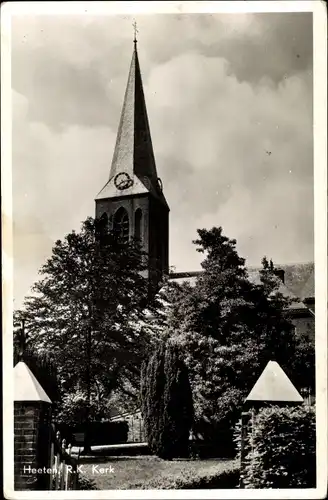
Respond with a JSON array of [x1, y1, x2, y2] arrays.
[[127, 460, 240, 489], [57, 421, 129, 446], [235, 405, 316, 489]]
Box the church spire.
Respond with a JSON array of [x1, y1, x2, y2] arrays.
[[96, 35, 168, 208]]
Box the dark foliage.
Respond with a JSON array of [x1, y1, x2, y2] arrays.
[[13, 217, 163, 414], [235, 405, 316, 488], [162, 227, 309, 450], [57, 421, 129, 446], [140, 342, 194, 459]]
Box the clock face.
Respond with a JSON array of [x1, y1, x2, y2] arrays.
[[114, 172, 134, 190]]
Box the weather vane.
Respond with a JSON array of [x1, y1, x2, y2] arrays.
[[133, 20, 138, 45]]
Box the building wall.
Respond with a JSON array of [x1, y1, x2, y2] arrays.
[[96, 194, 150, 250], [96, 193, 169, 288]]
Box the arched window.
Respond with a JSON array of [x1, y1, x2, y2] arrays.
[[135, 209, 142, 242], [96, 212, 109, 242], [113, 207, 129, 243], [100, 212, 108, 229]]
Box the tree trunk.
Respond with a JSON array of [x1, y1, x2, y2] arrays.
[[82, 325, 92, 454]]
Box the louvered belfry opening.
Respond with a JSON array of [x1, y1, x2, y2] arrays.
[[135, 208, 142, 242], [113, 207, 130, 244]]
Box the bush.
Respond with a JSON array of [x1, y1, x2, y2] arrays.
[[128, 460, 240, 489], [76, 474, 98, 490], [55, 390, 108, 427], [57, 421, 129, 446], [235, 405, 316, 488]]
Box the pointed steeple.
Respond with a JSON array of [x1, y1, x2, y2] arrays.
[[96, 42, 168, 208]]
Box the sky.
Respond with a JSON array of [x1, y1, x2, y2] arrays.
[[11, 10, 314, 308]]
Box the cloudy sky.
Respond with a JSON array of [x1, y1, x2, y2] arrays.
[[11, 10, 313, 308]]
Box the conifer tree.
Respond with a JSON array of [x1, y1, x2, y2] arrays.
[[140, 342, 194, 459]]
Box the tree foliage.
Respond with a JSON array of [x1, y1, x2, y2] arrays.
[[140, 341, 194, 459], [13, 217, 163, 407], [162, 227, 304, 445], [55, 390, 109, 427], [238, 405, 316, 488]]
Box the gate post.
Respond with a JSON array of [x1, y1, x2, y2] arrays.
[[14, 362, 53, 490], [239, 360, 304, 488]]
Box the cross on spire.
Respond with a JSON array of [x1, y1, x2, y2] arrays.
[[133, 20, 138, 46]]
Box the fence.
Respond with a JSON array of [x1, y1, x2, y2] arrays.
[[50, 426, 79, 490]]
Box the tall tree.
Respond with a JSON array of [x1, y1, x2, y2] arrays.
[[14, 217, 163, 451], [140, 341, 194, 459], [162, 227, 301, 451]]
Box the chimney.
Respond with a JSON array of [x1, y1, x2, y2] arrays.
[[273, 268, 285, 284]]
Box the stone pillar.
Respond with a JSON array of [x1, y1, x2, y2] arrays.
[[14, 362, 53, 491]]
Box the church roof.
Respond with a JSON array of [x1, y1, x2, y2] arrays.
[[299, 268, 315, 300], [14, 361, 52, 403], [96, 43, 168, 209], [245, 360, 303, 403], [281, 262, 314, 300], [169, 262, 314, 315], [247, 269, 307, 310], [169, 262, 314, 303]]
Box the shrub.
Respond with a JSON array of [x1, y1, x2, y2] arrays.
[[57, 420, 129, 446], [235, 405, 316, 488], [140, 342, 194, 459], [128, 460, 240, 489], [76, 474, 98, 490], [55, 390, 108, 427]]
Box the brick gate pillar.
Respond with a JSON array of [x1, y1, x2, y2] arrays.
[[14, 362, 52, 491]]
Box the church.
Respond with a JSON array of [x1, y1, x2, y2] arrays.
[[94, 39, 315, 343]]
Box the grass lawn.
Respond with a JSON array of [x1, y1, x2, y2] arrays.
[[79, 455, 238, 490]]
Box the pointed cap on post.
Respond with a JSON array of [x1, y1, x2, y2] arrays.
[[245, 360, 303, 404], [14, 361, 52, 403]]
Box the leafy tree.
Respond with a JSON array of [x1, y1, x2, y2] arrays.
[[140, 341, 194, 459], [288, 335, 315, 396], [14, 216, 163, 451], [55, 390, 109, 428], [162, 227, 301, 451]]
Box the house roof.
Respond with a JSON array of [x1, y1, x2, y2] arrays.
[[247, 269, 307, 310], [169, 262, 314, 309], [281, 262, 314, 299], [95, 43, 168, 209], [299, 268, 315, 300], [245, 360, 303, 403], [14, 361, 52, 403]]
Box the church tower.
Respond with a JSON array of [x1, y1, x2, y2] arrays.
[[95, 38, 169, 290]]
